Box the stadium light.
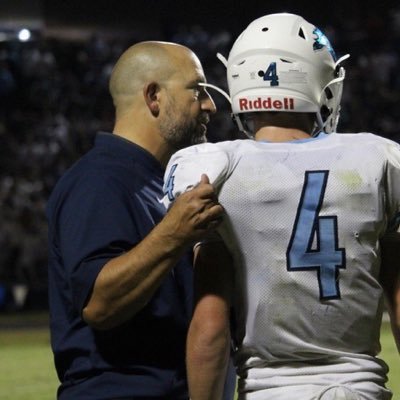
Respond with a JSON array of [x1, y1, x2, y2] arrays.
[[18, 28, 31, 41]]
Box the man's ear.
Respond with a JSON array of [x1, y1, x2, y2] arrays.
[[143, 82, 160, 116]]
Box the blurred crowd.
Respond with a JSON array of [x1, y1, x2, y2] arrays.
[[0, 9, 399, 309]]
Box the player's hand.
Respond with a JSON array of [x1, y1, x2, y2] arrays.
[[161, 174, 224, 245]]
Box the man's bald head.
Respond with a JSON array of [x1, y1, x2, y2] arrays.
[[108, 40, 215, 163], [109, 41, 197, 113]]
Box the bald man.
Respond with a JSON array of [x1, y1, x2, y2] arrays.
[[46, 41, 222, 400]]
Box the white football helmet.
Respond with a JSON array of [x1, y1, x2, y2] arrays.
[[217, 13, 349, 137]]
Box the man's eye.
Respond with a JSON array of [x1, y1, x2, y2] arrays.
[[193, 88, 200, 99]]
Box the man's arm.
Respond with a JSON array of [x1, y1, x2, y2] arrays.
[[187, 240, 234, 400], [83, 174, 223, 330], [380, 231, 400, 351]]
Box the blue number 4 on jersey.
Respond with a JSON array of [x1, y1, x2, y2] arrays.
[[286, 170, 346, 300]]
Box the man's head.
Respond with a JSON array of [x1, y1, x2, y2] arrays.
[[221, 13, 348, 137], [109, 41, 216, 163]]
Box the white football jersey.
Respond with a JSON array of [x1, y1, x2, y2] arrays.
[[163, 133, 400, 400]]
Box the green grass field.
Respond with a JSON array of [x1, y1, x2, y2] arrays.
[[0, 318, 398, 399]]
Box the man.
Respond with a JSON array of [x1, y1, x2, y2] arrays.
[[46, 41, 223, 399], [163, 14, 400, 400]]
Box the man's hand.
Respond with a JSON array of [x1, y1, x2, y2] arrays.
[[161, 174, 224, 246]]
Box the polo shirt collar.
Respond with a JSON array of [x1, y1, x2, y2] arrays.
[[95, 131, 164, 174]]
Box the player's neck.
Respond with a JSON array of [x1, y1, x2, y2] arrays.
[[255, 126, 311, 142]]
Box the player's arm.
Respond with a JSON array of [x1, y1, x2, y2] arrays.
[[380, 231, 400, 352], [380, 141, 400, 351], [83, 175, 223, 330], [187, 240, 234, 400]]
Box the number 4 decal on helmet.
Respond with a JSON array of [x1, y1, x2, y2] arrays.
[[286, 170, 346, 300], [260, 62, 279, 86]]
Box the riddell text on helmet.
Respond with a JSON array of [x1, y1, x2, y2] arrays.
[[239, 97, 294, 110]]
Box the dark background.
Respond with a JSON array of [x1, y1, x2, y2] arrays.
[[0, 0, 399, 311]]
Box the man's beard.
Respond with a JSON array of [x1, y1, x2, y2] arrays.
[[160, 102, 207, 151]]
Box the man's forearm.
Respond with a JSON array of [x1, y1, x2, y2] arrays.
[[82, 221, 187, 330]]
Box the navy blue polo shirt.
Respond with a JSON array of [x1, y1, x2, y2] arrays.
[[46, 132, 193, 399]]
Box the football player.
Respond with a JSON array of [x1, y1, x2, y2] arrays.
[[163, 13, 400, 400]]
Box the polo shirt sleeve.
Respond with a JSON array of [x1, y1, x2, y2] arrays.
[[55, 170, 140, 314], [162, 143, 230, 209]]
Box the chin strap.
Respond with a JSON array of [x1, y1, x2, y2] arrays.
[[216, 52, 228, 67], [198, 82, 231, 104], [198, 53, 231, 103], [198, 81, 255, 138], [199, 81, 254, 137]]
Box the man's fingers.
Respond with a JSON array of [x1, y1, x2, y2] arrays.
[[200, 174, 210, 184], [193, 174, 210, 189], [199, 204, 225, 227], [184, 183, 216, 201], [191, 174, 212, 196]]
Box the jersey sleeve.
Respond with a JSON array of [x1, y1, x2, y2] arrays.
[[384, 140, 400, 232], [162, 143, 230, 209]]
